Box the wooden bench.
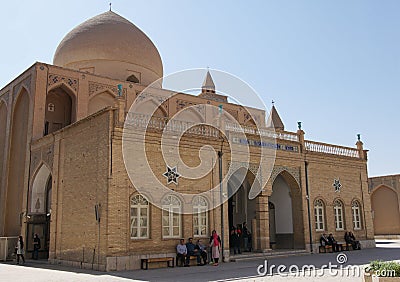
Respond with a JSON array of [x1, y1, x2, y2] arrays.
[[319, 245, 333, 253], [141, 257, 174, 270], [341, 243, 353, 251], [176, 255, 202, 266]]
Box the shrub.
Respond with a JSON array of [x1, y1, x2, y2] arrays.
[[366, 260, 400, 277]]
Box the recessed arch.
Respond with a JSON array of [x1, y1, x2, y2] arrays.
[[134, 97, 168, 119], [5, 88, 30, 235], [44, 84, 76, 135], [371, 185, 400, 235], [127, 74, 140, 83], [269, 171, 304, 249], [174, 106, 204, 123], [88, 90, 115, 115], [0, 100, 7, 186], [30, 163, 52, 214]]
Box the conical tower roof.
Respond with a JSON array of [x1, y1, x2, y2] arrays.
[[202, 70, 215, 92], [266, 105, 285, 130]]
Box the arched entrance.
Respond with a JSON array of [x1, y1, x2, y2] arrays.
[[44, 86, 75, 135], [371, 186, 400, 235], [228, 168, 258, 252], [27, 164, 52, 259], [269, 172, 304, 249]]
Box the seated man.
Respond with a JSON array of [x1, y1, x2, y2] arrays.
[[186, 237, 202, 266], [195, 239, 207, 265], [349, 232, 361, 250], [328, 233, 339, 252], [320, 233, 329, 247], [176, 238, 188, 267]]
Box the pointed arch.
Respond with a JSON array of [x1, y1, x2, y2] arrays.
[[44, 84, 76, 135], [47, 82, 77, 97], [135, 96, 168, 118], [30, 163, 52, 214], [270, 170, 304, 249], [5, 87, 30, 235], [371, 185, 400, 235], [88, 90, 115, 115], [13, 85, 31, 108], [0, 100, 7, 182], [174, 106, 204, 123]]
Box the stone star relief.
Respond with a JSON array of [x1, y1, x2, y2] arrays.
[[163, 166, 180, 185], [333, 179, 342, 192]]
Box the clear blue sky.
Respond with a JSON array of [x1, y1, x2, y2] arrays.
[[1, 0, 399, 177]]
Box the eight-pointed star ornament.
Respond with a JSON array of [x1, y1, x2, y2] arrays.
[[333, 179, 342, 192], [163, 166, 180, 185]]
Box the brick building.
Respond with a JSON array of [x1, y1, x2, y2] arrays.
[[0, 11, 374, 270], [369, 174, 400, 236]]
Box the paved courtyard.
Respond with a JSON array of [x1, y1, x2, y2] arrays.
[[1, 240, 399, 282]]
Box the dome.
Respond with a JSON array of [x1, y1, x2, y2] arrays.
[[53, 11, 163, 86]]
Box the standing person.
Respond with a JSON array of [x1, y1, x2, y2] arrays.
[[176, 239, 188, 267], [242, 222, 250, 252], [32, 234, 41, 260], [16, 236, 25, 265], [209, 230, 221, 266], [230, 228, 241, 255]]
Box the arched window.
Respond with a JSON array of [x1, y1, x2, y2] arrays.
[[193, 196, 208, 237], [314, 199, 325, 231], [352, 200, 362, 230], [127, 74, 139, 83], [130, 195, 149, 239], [162, 195, 181, 238], [334, 199, 345, 230]]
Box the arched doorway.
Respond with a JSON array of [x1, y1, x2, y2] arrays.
[[371, 186, 400, 235], [269, 172, 304, 249], [228, 168, 258, 252], [44, 86, 75, 135], [27, 164, 52, 259]]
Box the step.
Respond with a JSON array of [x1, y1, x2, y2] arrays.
[[230, 250, 309, 262]]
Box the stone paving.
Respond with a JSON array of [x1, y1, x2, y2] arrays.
[[1, 240, 399, 282]]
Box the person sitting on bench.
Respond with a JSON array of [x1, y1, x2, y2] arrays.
[[195, 239, 207, 265], [328, 233, 339, 252], [320, 233, 329, 247], [349, 232, 361, 250], [186, 237, 202, 266], [176, 238, 188, 267]]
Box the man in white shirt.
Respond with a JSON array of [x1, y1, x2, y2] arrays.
[[176, 238, 188, 266]]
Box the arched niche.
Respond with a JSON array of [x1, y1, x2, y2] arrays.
[[5, 88, 30, 235], [371, 185, 400, 235], [0, 100, 7, 183], [44, 85, 76, 135], [88, 91, 115, 115], [30, 164, 51, 214]]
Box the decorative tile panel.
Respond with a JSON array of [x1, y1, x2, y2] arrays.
[[48, 74, 78, 92]]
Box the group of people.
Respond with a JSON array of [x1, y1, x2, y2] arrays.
[[320, 231, 361, 251], [176, 230, 221, 267], [230, 222, 252, 255], [14, 234, 41, 264]]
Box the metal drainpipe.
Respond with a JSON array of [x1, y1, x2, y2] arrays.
[[218, 150, 224, 261], [305, 161, 313, 253]]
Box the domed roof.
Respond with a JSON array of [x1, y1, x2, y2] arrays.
[[53, 11, 163, 85]]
